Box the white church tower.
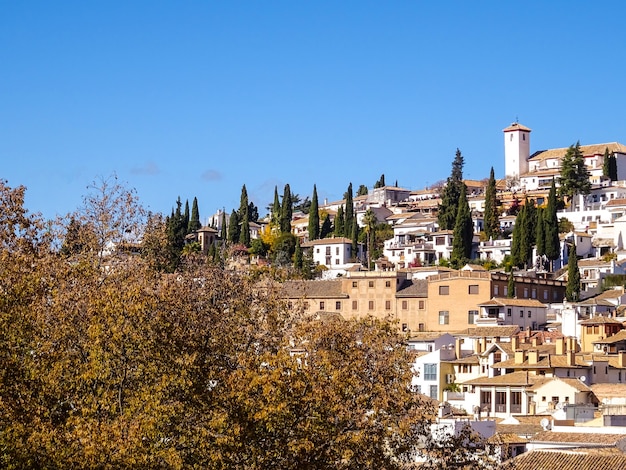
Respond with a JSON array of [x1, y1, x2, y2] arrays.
[[503, 122, 531, 179]]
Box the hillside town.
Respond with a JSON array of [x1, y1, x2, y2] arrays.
[[186, 122, 626, 466]]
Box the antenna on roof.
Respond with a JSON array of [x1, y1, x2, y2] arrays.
[[515, 115, 519, 123]]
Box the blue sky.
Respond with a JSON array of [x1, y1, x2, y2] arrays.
[[2, 1, 626, 221]]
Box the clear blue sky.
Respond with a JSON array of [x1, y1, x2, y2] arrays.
[[2, 1, 626, 221]]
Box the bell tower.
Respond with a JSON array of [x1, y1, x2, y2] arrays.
[[503, 122, 531, 179]]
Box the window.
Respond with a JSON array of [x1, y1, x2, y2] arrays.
[[319, 301, 325, 310], [385, 280, 391, 288], [419, 300, 425, 309], [326, 247, 331, 255], [335, 301, 341, 310], [369, 300, 374, 310], [503, 286, 508, 297], [543, 289, 548, 300], [439, 311, 449, 325], [439, 285, 450, 295], [507, 308, 512, 317], [336, 247, 339, 255], [468, 310, 478, 324], [436, 237, 445, 246], [385, 300, 391, 310], [352, 281, 357, 288], [520, 310, 524, 318], [402, 300, 408, 310], [429, 385, 438, 400], [468, 285, 479, 295], [494, 285, 500, 296], [303, 301, 309, 309], [523, 288, 529, 298], [402, 323, 408, 332], [424, 363, 437, 381], [352, 300, 357, 310], [527, 310, 532, 318], [335, 259, 339, 265], [418, 323, 425, 332], [531, 288, 536, 299], [368, 281, 374, 288], [412, 384, 421, 394]]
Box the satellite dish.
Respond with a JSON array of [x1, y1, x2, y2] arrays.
[[540, 418, 549, 430], [580, 375, 587, 382]]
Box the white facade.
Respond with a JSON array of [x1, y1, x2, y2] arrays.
[[504, 123, 531, 179]]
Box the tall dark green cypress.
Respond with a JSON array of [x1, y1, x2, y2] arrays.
[[320, 214, 332, 239], [272, 186, 281, 227], [351, 217, 359, 261], [535, 207, 546, 260], [518, 199, 533, 269], [238, 185, 250, 246], [228, 209, 240, 243], [334, 205, 345, 237], [566, 241, 580, 302], [308, 184, 320, 240], [183, 199, 190, 234], [280, 184, 293, 234], [609, 152, 618, 181], [294, 237, 303, 270], [507, 272, 515, 298], [483, 167, 499, 240], [188, 197, 201, 232], [451, 183, 473, 264], [220, 211, 227, 240], [603, 147, 611, 178], [544, 179, 560, 270], [438, 149, 464, 230], [345, 183, 354, 239]]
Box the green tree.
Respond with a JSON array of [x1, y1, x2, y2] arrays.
[[188, 196, 201, 232], [544, 178, 561, 270], [320, 213, 332, 239], [566, 241, 581, 302], [220, 210, 227, 240], [228, 209, 240, 243], [362, 208, 378, 270], [438, 148, 465, 230], [535, 207, 546, 260], [344, 183, 354, 239], [271, 186, 281, 227], [483, 167, 499, 240], [507, 271, 515, 298], [308, 184, 320, 240], [451, 183, 473, 266], [183, 199, 190, 233], [280, 184, 293, 234], [351, 216, 359, 261], [374, 173, 385, 188], [559, 141, 591, 207], [334, 205, 345, 237], [609, 152, 618, 181], [603, 147, 611, 178], [293, 237, 303, 271], [166, 197, 187, 271], [356, 184, 368, 196]]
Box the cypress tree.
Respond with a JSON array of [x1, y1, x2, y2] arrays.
[[308, 184, 320, 240], [483, 167, 499, 240], [544, 179, 560, 270], [280, 184, 293, 234], [518, 199, 533, 269], [610, 152, 618, 181], [334, 205, 345, 237], [566, 241, 581, 302], [228, 209, 240, 243], [272, 186, 281, 227], [345, 183, 354, 239], [507, 272, 515, 298], [220, 211, 227, 240], [535, 207, 546, 260], [603, 147, 611, 178], [438, 149, 464, 230], [526, 199, 537, 248], [188, 197, 201, 232], [294, 237, 303, 270], [559, 141, 591, 205], [451, 183, 473, 265], [183, 199, 190, 234], [238, 185, 249, 219], [239, 212, 250, 246], [351, 217, 359, 261], [320, 214, 332, 239]]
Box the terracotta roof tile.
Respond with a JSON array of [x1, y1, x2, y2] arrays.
[[281, 280, 348, 299], [510, 449, 626, 470]]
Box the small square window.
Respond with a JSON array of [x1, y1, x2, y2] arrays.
[[335, 301, 341, 310], [352, 300, 357, 310], [368, 281, 374, 288], [352, 281, 357, 288], [385, 300, 391, 310], [369, 300, 374, 310], [402, 300, 408, 310], [385, 280, 391, 288], [439, 286, 449, 295], [320, 301, 325, 310], [468, 285, 479, 295], [419, 300, 425, 309]]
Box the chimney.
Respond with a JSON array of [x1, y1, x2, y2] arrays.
[[511, 335, 519, 352], [568, 336, 578, 352], [532, 336, 540, 347], [475, 338, 482, 354], [525, 326, 531, 341], [567, 349, 575, 367], [556, 337, 566, 355], [455, 338, 464, 360], [528, 349, 539, 365], [620, 351, 626, 369], [480, 337, 487, 353], [515, 349, 527, 364]]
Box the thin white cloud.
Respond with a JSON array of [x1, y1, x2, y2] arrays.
[[131, 162, 160, 176], [202, 169, 222, 181]]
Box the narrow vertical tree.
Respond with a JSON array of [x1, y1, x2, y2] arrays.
[[603, 147, 611, 178], [507, 272, 515, 298], [566, 241, 581, 302], [535, 207, 546, 263], [239, 213, 250, 246], [220, 211, 227, 240], [451, 183, 473, 265], [438, 149, 464, 230], [308, 184, 320, 240], [228, 209, 240, 243], [609, 152, 618, 181], [374, 174, 385, 189], [239, 184, 251, 246], [363, 208, 378, 270], [544, 178, 560, 270], [294, 237, 303, 271], [183, 199, 190, 234], [351, 217, 359, 262], [334, 205, 345, 237], [320, 214, 332, 239], [280, 184, 293, 234], [483, 167, 499, 240], [188, 197, 201, 232], [345, 183, 354, 239], [271, 186, 281, 227]]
